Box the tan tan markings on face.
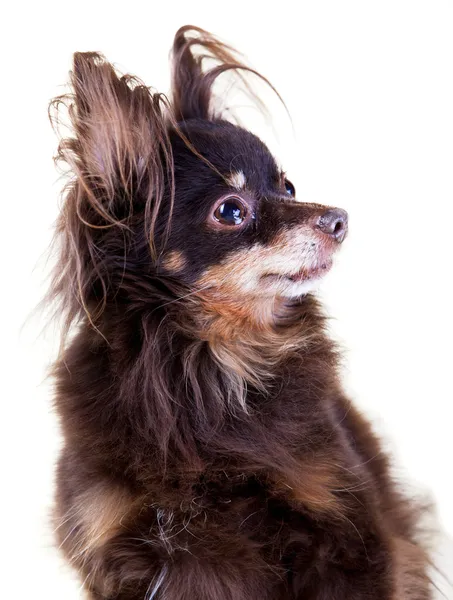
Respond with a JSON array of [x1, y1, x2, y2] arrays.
[[162, 250, 187, 273], [194, 226, 325, 378], [198, 225, 321, 298], [226, 170, 247, 191]]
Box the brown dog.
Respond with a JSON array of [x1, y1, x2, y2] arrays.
[[50, 26, 432, 599]]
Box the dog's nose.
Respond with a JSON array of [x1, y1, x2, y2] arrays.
[[316, 208, 348, 243]]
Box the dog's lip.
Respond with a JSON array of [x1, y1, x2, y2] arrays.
[[262, 259, 333, 284], [287, 260, 333, 282]]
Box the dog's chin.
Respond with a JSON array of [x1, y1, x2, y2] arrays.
[[279, 276, 324, 298], [260, 261, 332, 299]]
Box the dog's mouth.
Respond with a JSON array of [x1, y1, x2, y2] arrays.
[[262, 259, 333, 286], [257, 226, 342, 292], [258, 234, 338, 298], [285, 259, 333, 283]]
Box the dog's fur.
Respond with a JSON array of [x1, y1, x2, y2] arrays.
[[50, 26, 432, 599]]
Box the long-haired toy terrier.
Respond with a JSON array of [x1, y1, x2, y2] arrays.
[[50, 26, 433, 599]]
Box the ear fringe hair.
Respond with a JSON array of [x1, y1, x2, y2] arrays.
[[171, 25, 286, 122], [47, 53, 177, 345]]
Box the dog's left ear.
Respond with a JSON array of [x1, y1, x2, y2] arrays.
[[171, 26, 276, 123]]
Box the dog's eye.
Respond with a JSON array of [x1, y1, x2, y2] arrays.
[[213, 198, 247, 226], [284, 179, 296, 196]]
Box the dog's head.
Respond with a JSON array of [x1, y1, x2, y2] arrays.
[[51, 26, 347, 338], [164, 120, 347, 297]]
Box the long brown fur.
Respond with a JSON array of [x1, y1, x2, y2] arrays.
[[49, 26, 434, 599]]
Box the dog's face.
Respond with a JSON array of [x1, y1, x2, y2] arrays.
[[159, 120, 347, 305]]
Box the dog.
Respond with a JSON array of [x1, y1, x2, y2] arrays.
[[49, 25, 433, 599]]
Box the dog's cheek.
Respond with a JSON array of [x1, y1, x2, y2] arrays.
[[196, 243, 269, 296], [196, 226, 321, 295]]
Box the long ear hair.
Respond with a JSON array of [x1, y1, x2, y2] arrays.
[[48, 52, 176, 339], [171, 25, 284, 122]]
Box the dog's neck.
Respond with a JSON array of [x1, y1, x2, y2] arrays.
[[89, 288, 332, 464], [191, 291, 326, 397]]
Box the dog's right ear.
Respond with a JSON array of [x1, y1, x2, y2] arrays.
[[51, 52, 173, 230], [49, 53, 175, 335]]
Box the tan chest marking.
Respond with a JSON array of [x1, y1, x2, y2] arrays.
[[58, 482, 142, 565], [273, 456, 345, 516], [79, 484, 136, 550]]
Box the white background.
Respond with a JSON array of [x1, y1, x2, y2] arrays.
[[1, 1, 452, 598]]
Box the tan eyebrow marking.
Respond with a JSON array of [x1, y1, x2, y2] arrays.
[[162, 250, 187, 273], [226, 170, 246, 191]]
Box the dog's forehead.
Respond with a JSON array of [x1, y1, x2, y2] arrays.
[[177, 119, 280, 192]]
